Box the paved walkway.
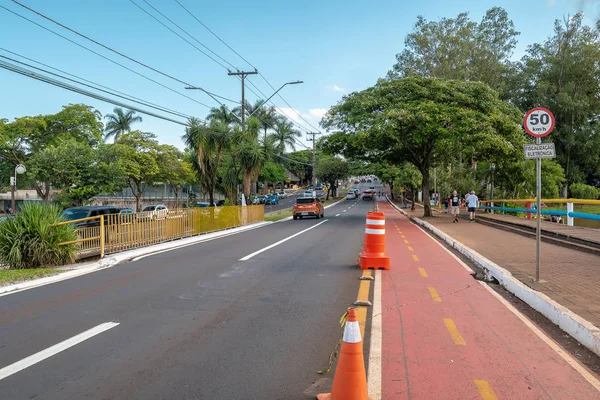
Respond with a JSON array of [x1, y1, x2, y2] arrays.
[[376, 200, 600, 399], [397, 203, 600, 328]]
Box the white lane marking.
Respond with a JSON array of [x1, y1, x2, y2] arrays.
[[336, 214, 341, 217], [368, 270, 382, 399], [343, 210, 347, 212], [0, 322, 119, 381], [239, 220, 329, 260], [480, 282, 600, 392]]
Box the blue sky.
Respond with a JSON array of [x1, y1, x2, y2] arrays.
[[1, 0, 598, 149]]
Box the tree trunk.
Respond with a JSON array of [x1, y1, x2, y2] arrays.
[[135, 181, 143, 212], [410, 189, 415, 210], [208, 190, 215, 207], [421, 168, 431, 217], [389, 182, 394, 200], [242, 172, 252, 200]]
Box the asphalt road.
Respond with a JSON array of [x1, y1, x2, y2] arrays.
[[0, 197, 377, 399]]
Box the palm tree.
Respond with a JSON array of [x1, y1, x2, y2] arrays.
[[207, 105, 236, 126], [104, 107, 142, 143], [183, 118, 230, 206], [270, 119, 301, 154]]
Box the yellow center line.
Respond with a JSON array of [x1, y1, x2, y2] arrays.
[[412, 254, 419, 262], [474, 380, 498, 400], [428, 287, 441, 302], [444, 318, 466, 345], [356, 270, 372, 338], [418, 267, 428, 278], [404, 239, 409, 244], [401, 235, 406, 239], [407, 246, 414, 252]]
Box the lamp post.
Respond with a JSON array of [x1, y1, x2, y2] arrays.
[[11, 164, 26, 213], [247, 80, 303, 119]]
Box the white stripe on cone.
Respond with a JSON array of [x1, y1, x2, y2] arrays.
[[343, 321, 362, 343], [365, 228, 385, 235], [366, 219, 385, 226]]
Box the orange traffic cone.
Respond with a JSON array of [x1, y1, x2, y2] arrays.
[[317, 308, 372, 400], [358, 211, 390, 270]]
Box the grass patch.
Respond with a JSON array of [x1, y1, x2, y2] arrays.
[[0, 267, 66, 287]]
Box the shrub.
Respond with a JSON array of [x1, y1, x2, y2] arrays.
[[0, 202, 77, 269], [570, 183, 600, 200]]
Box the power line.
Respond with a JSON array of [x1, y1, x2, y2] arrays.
[[10, 0, 237, 105], [0, 52, 193, 120], [130, 0, 237, 72], [166, 1, 317, 134], [274, 153, 313, 167], [173, 0, 257, 71], [258, 72, 322, 132], [0, 59, 188, 126], [0, 5, 213, 110]]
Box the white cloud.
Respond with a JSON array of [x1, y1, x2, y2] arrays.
[[332, 84, 345, 92], [308, 108, 327, 119], [275, 107, 301, 122]]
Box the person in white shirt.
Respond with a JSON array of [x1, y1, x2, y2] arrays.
[[466, 190, 479, 222]]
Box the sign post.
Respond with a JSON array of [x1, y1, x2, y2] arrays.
[[523, 107, 555, 282]]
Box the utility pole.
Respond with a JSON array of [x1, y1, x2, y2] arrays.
[[307, 132, 322, 187], [228, 70, 258, 130]]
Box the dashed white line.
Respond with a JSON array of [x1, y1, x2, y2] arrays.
[[343, 210, 347, 212], [239, 220, 329, 260], [0, 322, 119, 381], [336, 213, 341, 217]]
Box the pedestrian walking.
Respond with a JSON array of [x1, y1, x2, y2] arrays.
[[467, 190, 479, 222], [450, 191, 460, 223]]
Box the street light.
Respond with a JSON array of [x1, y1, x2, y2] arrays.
[[247, 80, 303, 118], [11, 164, 26, 213]]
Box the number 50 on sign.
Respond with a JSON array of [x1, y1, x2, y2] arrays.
[[523, 107, 555, 138]]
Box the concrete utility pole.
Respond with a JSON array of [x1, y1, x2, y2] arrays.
[[227, 70, 258, 130], [306, 132, 322, 187]]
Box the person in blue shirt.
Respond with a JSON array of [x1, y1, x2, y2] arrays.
[[466, 191, 479, 222]]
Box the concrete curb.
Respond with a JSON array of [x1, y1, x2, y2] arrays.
[[385, 196, 600, 357], [0, 221, 272, 297]]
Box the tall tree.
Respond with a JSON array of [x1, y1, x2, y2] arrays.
[[207, 104, 237, 126], [104, 107, 143, 143], [321, 77, 524, 217], [315, 156, 349, 199], [270, 119, 301, 154], [183, 118, 230, 206], [513, 13, 600, 195], [388, 7, 519, 99]]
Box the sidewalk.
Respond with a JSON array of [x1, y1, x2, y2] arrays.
[[398, 204, 600, 328], [373, 200, 600, 399]]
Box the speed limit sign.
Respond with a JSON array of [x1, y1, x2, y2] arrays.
[[523, 107, 555, 138]]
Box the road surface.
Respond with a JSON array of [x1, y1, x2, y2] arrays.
[[0, 197, 374, 399]]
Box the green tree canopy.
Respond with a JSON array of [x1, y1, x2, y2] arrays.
[[315, 156, 349, 199], [321, 77, 524, 216]]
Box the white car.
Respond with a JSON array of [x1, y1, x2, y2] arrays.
[[346, 191, 356, 200], [278, 191, 287, 199], [140, 204, 168, 219]]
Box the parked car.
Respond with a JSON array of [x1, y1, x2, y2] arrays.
[[315, 184, 323, 190], [140, 204, 168, 219], [216, 199, 226, 207], [195, 202, 210, 208], [265, 194, 280, 205], [0, 214, 14, 225], [61, 206, 120, 227], [256, 195, 267, 204], [293, 197, 324, 220], [277, 191, 287, 199]]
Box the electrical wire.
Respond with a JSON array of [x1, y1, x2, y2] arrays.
[[0, 5, 213, 109], [274, 153, 313, 167], [130, 0, 237, 72], [173, 0, 257, 71], [10, 0, 237, 105], [0, 53, 193, 120], [0, 59, 188, 126]]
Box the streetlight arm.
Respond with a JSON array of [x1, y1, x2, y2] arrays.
[[247, 81, 303, 118]]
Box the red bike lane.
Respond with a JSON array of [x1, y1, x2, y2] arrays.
[[376, 200, 600, 400]]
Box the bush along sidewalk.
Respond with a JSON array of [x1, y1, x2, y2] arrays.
[[0, 202, 77, 270]]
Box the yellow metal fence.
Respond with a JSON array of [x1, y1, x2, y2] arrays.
[[56, 205, 264, 259]]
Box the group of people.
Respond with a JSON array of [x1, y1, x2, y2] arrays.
[[444, 191, 479, 223]]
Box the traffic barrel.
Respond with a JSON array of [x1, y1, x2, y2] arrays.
[[317, 308, 372, 400], [358, 211, 390, 270]]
